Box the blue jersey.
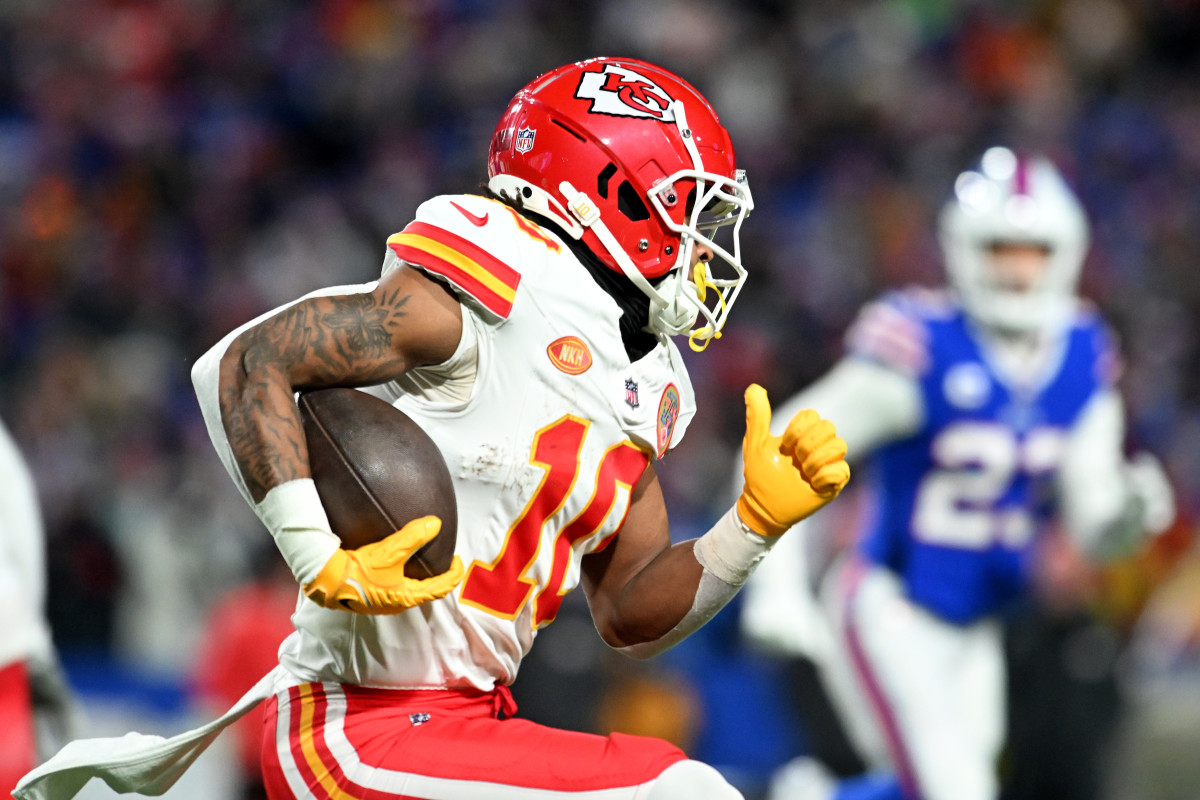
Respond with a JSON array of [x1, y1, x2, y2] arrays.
[[849, 289, 1118, 624]]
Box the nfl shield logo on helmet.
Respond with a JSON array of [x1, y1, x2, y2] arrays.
[[515, 128, 536, 153]]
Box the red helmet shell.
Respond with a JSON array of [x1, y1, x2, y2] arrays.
[[488, 57, 737, 280]]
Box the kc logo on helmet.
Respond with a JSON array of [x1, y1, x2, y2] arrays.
[[575, 64, 676, 122]]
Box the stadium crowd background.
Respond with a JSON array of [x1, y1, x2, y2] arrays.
[[2, 1, 1199, 798]]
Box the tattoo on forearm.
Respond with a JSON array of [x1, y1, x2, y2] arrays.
[[222, 289, 414, 499]]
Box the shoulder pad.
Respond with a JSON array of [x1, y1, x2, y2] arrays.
[[387, 195, 559, 320], [844, 289, 933, 377]]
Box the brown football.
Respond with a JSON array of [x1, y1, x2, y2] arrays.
[[298, 387, 458, 579]]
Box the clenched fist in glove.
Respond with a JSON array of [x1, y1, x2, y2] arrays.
[[737, 384, 850, 536], [304, 517, 465, 614]]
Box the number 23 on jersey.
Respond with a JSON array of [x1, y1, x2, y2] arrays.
[[913, 421, 1065, 550]]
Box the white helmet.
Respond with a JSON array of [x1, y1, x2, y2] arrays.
[[938, 147, 1089, 335]]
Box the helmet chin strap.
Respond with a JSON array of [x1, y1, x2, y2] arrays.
[[487, 173, 701, 335], [557, 180, 700, 336], [487, 174, 583, 238], [554, 99, 716, 339]]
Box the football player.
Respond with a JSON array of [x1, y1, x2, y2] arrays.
[[18, 58, 849, 800], [0, 420, 77, 796], [740, 147, 1176, 800]]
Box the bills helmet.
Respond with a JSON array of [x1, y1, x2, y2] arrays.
[[938, 147, 1089, 335], [488, 57, 753, 346]]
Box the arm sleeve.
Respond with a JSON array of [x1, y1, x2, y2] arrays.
[[732, 357, 919, 658], [617, 509, 773, 659], [768, 358, 924, 456], [1058, 388, 1161, 558], [739, 519, 837, 659]]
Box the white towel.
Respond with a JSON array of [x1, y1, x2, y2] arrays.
[[14, 666, 282, 799]]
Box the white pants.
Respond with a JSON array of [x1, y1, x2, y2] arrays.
[[816, 557, 1005, 800]]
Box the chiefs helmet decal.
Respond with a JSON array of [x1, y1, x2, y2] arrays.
[[574, 63, 677, 121]]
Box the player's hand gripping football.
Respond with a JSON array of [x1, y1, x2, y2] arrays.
[[736, 384, 850, 536], [303, 517, 465, 614]]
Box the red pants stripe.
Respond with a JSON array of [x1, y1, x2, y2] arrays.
[[261, 682, 686, 799]]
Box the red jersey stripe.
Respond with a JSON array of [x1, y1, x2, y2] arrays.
[[387, 221, 520, 319]]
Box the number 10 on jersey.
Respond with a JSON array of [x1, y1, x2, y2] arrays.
[[459, 416, 649, 627]]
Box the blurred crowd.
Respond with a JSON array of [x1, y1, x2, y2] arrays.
[[2, 0, 1200, 797]]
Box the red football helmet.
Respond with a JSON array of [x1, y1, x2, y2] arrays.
[[488, 57, 753, 345]]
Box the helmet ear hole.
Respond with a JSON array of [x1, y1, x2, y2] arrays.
[[617, 180, 650, 222], [597, 163, 618, 199]]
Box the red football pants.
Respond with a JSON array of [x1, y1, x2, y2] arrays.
[[261, 682, 687, 799], [0, 661, 36, 798]]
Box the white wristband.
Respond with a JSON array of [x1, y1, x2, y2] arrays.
[[254, 479, 341, 585], [693, 506, 778, 587], [617, 506, 777, 660]]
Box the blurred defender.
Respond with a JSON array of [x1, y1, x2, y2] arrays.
[[741, 148, 1174, 800], [19, 57, 848, 800]]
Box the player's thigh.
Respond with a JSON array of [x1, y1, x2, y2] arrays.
[[891, 616, 1003, 800], [816, 558, 895, 768], [960, 618, 1006, 758], [841, 568, 1003, 800], [262, 683, 723, 799]]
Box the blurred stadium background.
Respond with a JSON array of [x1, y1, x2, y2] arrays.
[[2, 1, 1200, 798]]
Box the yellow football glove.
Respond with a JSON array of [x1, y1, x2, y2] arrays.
[[736, 384, 851, 536], [303, 516, 465, 614]]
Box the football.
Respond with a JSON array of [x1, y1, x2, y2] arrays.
[[298, 387, 458, 579]]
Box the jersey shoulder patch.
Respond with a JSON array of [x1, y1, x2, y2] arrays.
[[387, 195, 559, 320], [844, 287, 946, 377]]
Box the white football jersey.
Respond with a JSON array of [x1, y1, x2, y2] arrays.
[[275, 194, 697, 691]]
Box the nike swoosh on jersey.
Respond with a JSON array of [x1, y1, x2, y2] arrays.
[[450, 201, 489, 227]]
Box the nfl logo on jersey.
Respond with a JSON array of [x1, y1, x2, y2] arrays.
[[515, 128, 535, 153], [625, 378, 640, 409]]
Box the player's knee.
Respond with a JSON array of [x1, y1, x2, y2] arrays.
[[646, 760, 744, 800]]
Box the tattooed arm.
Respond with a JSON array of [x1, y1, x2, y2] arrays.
[[218, 264, 463, 502], [189, 264, 467, 611]]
